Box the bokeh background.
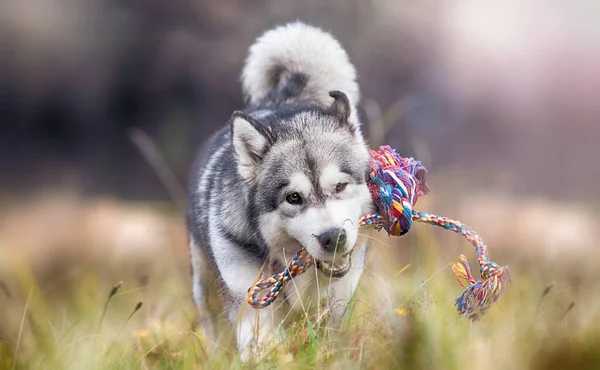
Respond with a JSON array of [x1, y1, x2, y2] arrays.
[[1, 1, 599, 369]]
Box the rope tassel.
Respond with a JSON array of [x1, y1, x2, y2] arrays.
[[247, 146, 509, 321], [414, 213, 509, 320], [452, 255, 509, 320]]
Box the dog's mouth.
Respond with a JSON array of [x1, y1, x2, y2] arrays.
[[316, 251, 352, 278]]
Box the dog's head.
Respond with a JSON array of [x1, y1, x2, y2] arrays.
[[230, 91, 373, 278]]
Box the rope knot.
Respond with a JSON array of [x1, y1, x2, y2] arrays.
[[452, 254, 509, 320], [367, 145, 429, 236], [480, 261, 507, 280]]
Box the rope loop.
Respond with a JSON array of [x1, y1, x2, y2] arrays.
[[247, 249, 313, 309]]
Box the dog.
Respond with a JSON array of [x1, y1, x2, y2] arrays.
[[187, 21, 374, 361]]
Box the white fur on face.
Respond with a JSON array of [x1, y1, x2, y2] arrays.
[[319, 164, 347, 191], [259, 166, 372, 262], [288, 172, 313, 198]]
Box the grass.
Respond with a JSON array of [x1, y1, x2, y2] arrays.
[[1, 207, 599, 370]]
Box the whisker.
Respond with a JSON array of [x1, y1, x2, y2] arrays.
[[399, 263, 452, 308], [356, 232, 396, 249], [365, 274, 393, 307], [364, 268, 396, 299]]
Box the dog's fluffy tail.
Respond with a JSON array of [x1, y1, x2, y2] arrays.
[[241, 21, 359, 108]]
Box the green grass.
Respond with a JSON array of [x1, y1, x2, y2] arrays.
[[0, 210, 599, 370]]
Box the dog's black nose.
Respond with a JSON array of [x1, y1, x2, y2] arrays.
[[318, 228, 347, 252]]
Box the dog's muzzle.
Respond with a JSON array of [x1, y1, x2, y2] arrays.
[[313, 228, 353, 278]]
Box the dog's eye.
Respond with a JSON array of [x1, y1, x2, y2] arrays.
[[335, 183, 348, 193], [286, 193, 302, 205]]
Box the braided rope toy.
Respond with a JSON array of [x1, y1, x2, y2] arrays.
[[247, 146, 509, 320]]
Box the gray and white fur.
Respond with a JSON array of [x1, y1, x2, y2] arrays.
[[187, 21, 373, 361]]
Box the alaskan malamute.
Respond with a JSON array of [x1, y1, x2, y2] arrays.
[[187, 21, 374, 360]]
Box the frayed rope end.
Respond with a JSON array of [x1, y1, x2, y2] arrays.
[[452, 254, 509, 320]]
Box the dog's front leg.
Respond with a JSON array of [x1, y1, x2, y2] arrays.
[[233, 306, 278, 362], [211, 243, 280, 361]]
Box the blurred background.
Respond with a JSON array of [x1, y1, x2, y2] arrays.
[[1, 1, 599, 369]]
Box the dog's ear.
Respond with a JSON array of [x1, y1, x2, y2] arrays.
[[328, 90, 360, 132], [231, 111, 274, 183]]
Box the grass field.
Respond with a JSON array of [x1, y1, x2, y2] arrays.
[[0, 191, 599, 370]]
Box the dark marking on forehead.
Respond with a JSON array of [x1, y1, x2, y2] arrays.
[[339, 161, 367, 183], [303, 148, 327, 204], [333, 144, 369, 183]]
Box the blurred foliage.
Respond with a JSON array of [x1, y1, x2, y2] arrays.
[[1, 0, 599, 202], [0, 204, 598, 369]]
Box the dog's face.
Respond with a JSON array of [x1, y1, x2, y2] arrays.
[[231, 91, 372, 278]]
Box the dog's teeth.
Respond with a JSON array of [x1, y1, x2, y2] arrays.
[[319, 253, 352, 274]]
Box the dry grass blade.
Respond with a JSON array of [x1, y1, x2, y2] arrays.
[[12, 287, 32, 370], [129, 128, 187, 211], [104, 301, 144, 356], [98, 281, 123, 332], [0, 281, 11, 298], [534, 282, 554, 317], [558, 302, 576, 323], [126, 301, 143, 323]]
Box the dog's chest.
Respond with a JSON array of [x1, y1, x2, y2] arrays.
[[278, 269, 343, 317]]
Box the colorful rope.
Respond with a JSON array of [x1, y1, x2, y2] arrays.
[[246, 249, 314, 308], [247, 146, 509, 320]]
